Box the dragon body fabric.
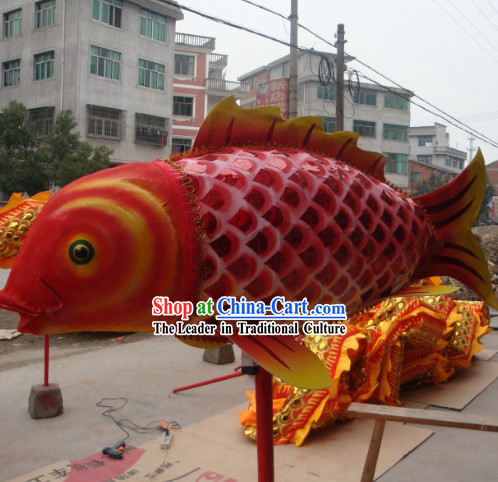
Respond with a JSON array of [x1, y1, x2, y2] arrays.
[[240, 290, 491, 445], [0, 98, 496, 390]]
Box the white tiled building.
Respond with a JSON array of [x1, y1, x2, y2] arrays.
[[0, 0, 183, 163]]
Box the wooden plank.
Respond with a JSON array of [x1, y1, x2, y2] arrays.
[[347, 403, 498, 432], [361, 419, 385, 482]]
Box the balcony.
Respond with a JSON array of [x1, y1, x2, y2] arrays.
[[209, 53, 228, 68], [206, 78, 249, 97], [175, 32, 215, 50]]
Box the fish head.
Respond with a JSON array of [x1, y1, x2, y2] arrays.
[[0, 162, 202, 335]]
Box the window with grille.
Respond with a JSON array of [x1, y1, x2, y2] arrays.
[[90, 46, 121, 80], [172, 137, 192, 154], [322, 116, 336, 133], [36, 1, 56, 28], [384, 152, 408, 175], [317, 84, 335, 100], [135, 114, 167, 146], [138, 59, 165, 90], [28, 107, 55, 135], [353, 88, 376, 106], [418, 135, 433, 147], [353, 120, 376, 138], [173, 96, 194, 117], [3, 59, 20, 87], [411, 171, 420, 182], [417, 155, 432, 165], [140, 8, 166, 42], [87, 105, 124, 140], [174, 54, 195, 76], [384, 92, 409, 111], [4, 9, 22, 37], [34, 51, 55, 81], [92, 0, 122, 28], [383, 123, 408, 142]]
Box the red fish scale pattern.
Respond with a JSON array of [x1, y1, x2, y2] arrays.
[[180, 147, 432, 314]]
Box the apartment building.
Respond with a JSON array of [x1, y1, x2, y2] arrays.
[[172, 32, 247, 154], [409, 123, 466, 173], [0, 0, 182, 163], [239, 51, 413, 188]]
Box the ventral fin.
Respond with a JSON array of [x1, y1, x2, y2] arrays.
[[193, 97, 387, 181], [228, 331, 331, 389]]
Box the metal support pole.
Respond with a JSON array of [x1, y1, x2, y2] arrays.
[[288, 0, 298, 119], [44, 335, 49, 387], [335, 24, 345, 131], [172, 371, 244, 393], [255, 367, 274, 482]]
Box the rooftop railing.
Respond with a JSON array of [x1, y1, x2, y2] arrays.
[[206, 78, 248, 94], [209, 53, 228, 67], [175, 32, 215, 50]]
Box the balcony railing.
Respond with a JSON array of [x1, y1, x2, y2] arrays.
[[206, 78, 249, 94], [209, 53, 228, 67], [175, 32, 215, 50]]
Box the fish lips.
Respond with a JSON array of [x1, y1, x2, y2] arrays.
[[0, 277, 64, 334]]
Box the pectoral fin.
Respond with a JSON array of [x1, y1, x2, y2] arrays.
[[228, 332, 331, 389], [391, 284, 459, 297]]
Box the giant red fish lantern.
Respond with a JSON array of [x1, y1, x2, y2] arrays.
[[0, 98, 496, 389]]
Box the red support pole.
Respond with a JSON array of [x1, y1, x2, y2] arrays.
[[44, 335, 49, 387], [255, 367, 274, 482], [172, 371, 244, 393]]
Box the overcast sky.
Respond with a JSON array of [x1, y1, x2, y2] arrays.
[[176, 0, 498, 164]]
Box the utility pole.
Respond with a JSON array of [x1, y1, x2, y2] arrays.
[[288, 0, 298, 119], [467, 135, 476, 164], [335, 24, 345, 131]]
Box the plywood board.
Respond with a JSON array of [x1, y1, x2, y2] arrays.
[[403, 362, 498, 410], [9, 404, 433, 482]]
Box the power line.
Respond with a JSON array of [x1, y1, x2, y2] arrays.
[[446, 0, 498, 54], [166, 0, 498, 148], [471, 0, 498, 34], [485, 0, 498, 16], [236, 0, 498, 147], [432, 0, 498, 64]]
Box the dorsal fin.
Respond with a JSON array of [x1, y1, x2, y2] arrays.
[[194, 97, 387, 180]]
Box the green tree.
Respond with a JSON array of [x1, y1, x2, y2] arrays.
[[477, 177, 494, 225], [0, 102, 111, 197], [412, 174, 446, 196]]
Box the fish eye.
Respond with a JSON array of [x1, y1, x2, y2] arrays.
[[69, 240, 94, 265]]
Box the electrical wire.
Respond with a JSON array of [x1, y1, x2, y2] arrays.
[[167, 0, 498, 148], [485, 0, 498, 15], [471, 0, 498, 33], [432, 0, 498, 63], [96, 398, 181, 444]]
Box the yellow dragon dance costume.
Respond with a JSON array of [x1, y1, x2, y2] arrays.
[[240, 280, 490, 446]]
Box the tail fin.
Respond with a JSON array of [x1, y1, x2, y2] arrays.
[[415, 149, 497, 308]]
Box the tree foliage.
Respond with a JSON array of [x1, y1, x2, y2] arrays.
[[0, 102, 111, 197], [411, 174, 446, 196]]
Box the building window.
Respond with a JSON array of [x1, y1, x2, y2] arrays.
[[354, 88, 376, 106], [317, 84, 335, 100], [135, 114, 167, 146], [92, 0, 122, 28], [384, 92, 409, 110], [282, 63, 289, 77], [411, 171, 420, 182], [3, 59, 21, 87], [322, 116, 336, 133], [34, 51, 55, 81], [383, 123, 408, 142], [353, 120, 376, 138], [36, 1, 56, 29], [28, 107, 55, 135], [87, 105, 124, 140], [173, 96, 194, 117], [417, 155, 432, 165], [384, 153, 408, 175], [4, 9, 22, 38], [174, 54, 195, 76], [172, 137, 192, 154], [445, 159, 451, 167], [140, 8, 166, 42], [459, 160, 464, 170], [90, 46, 121, 80], [138, 59, 165, 90], [418, 135, 433, 147]]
